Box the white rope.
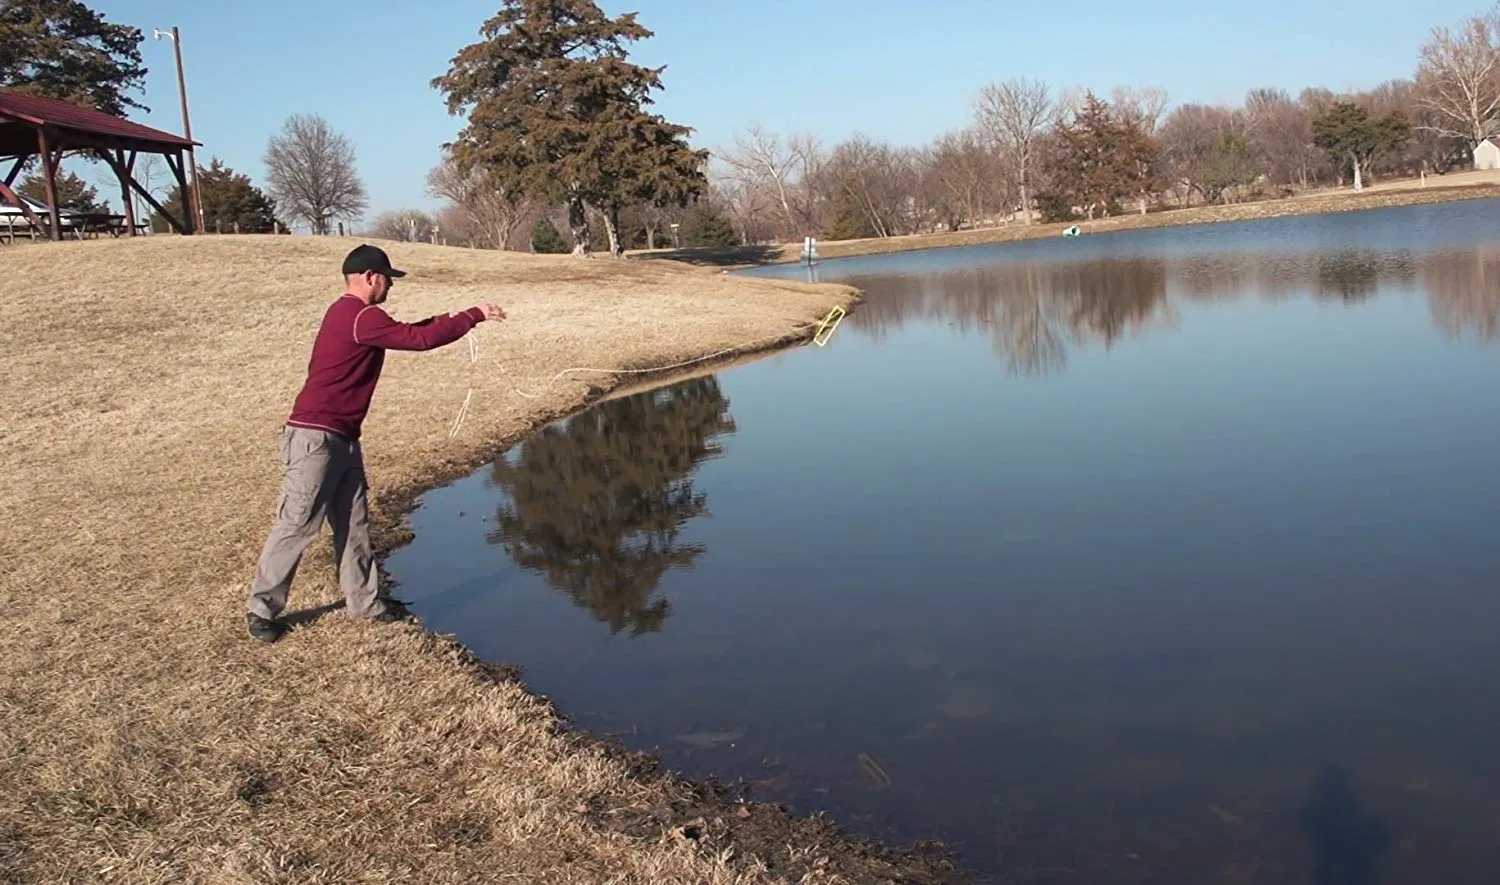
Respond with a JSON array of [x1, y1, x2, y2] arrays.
[[446, 334, 478, 440]]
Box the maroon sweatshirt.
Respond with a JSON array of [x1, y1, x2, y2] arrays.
[[285, 294, 484, 441]]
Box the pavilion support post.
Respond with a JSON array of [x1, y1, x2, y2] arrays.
[[4, 155, 28, 188], [100, 149, 188, 235], [36, 128, 60, 240], [0, 178, 44, 236], [164, 150, 192, 236], [127, 176, 185, 235], [112, 149, 139, 236]]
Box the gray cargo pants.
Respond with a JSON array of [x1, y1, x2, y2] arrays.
[[246, 425, 384, 621]]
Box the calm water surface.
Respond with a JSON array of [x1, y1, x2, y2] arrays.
[[387, 201, 1500, 884]]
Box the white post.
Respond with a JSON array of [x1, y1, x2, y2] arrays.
[[801, 235, 818, 265]]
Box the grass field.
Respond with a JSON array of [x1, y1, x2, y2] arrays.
[[0, 235, 965, 884], [635, 172, 1500, 268]]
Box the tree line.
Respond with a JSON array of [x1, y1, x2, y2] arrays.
[[707, 0, 1500, 245], [381, 1, 1500, 253], [7, 0, 1500, 252]]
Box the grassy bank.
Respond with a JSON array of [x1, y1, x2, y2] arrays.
[[636, 178, 1500, 268], [0, 235, 963, 884]]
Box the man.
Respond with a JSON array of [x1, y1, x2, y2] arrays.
[[245, 243, 504, 643]]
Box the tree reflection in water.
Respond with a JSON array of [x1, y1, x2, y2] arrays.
[[1423, 245, 1500, 342], [844, 243, 1500, 373], [847, 256, 1171, 375], [485, 377, 736, 636]]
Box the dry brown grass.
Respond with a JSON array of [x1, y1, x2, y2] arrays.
[[636, 180, 1500, 267], [0, 235, 961, 884]]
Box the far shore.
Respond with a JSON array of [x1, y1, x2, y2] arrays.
[[634, 172, 1500, 269]]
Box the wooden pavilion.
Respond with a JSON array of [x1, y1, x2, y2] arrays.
[[0, 89, 201, 240]]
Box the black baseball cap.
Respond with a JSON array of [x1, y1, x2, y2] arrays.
[[341, 243, 406, 278]]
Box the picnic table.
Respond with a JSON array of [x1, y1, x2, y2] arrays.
[[1, 212, 150, 243]]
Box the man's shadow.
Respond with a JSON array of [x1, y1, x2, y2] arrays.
[[1298, 765, 1393, 885], [282, 599, 345, 628]]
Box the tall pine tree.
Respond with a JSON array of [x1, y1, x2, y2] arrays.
[[0, 0, 148, 115], [18, 170, 107, 213], [591, 109, 708, 255], [1312, 102, 1410, 192], [1044, 92, 1158, 219], [158, 159, 284, 233], [432, 0, 706, 255]]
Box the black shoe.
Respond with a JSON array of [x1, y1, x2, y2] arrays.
[[371, 597, 414, 623], [246, 613, 285, 643]]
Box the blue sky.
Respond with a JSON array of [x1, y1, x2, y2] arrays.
[[101, 0, 1481, 221]]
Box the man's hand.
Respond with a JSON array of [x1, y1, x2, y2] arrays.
[[476, 303, 506, 322]]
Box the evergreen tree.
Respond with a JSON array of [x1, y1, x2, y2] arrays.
[[591, 111, 708, 255], [18, 170, 107, 213], [433, 0, 706, 256], [0, 0, 148, 115], [530, 217, 569, 253], [680, 203, 738, 247], [1311, 101, 1411, 192], [158, 158, 283, 233], [1033, 192, 1079, 224], [1045, 92, 1158, 219], [826, 188, 879, 240]]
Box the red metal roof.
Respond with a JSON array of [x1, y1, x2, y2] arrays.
[[0, 90, 198, 148]]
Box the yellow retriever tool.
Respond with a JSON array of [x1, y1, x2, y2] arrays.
[[813, 304, 846, 346]]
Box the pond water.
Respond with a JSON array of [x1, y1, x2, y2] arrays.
[[385, 200, 1500, 884]]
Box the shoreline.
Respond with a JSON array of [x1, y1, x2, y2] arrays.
[[635, 180, 1500, 269], [369, 338, 971, 885], [369, 315, 976, 882], [1, 235, 973, 884]]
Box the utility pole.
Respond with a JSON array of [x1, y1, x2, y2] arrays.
[[154, 27, 202, 233]]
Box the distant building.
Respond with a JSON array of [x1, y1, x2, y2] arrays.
[[1474, 137, 1500, 170]]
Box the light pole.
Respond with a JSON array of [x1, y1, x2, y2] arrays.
[[152, 27, 202, 234]]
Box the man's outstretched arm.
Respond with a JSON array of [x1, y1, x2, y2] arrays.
[[354, 303, 505, 351]]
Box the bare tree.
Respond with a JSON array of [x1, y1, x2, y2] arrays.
[[425, 147, 534, 250], [433, 203, 473, 247], [1160, 103, 1254, 205], [818, 136, 924, 238], [974, 77, 1054, 224], [1415, 5, 1500, 145], [369, 209, 436, 243], [263, 113, 368, 235], [708, 167, 776, 244], [716, 125, 825, 239], [127, 154, 173, 231], [1111, 86, 1169, 213], [1111, 86, 1169, 134], [787, 133, 825, 234], [717, 125, 799, 235], [923, 127, 1004, 230], [1244, 87, 1317, 188], [1053, 86, 1089, 125]]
